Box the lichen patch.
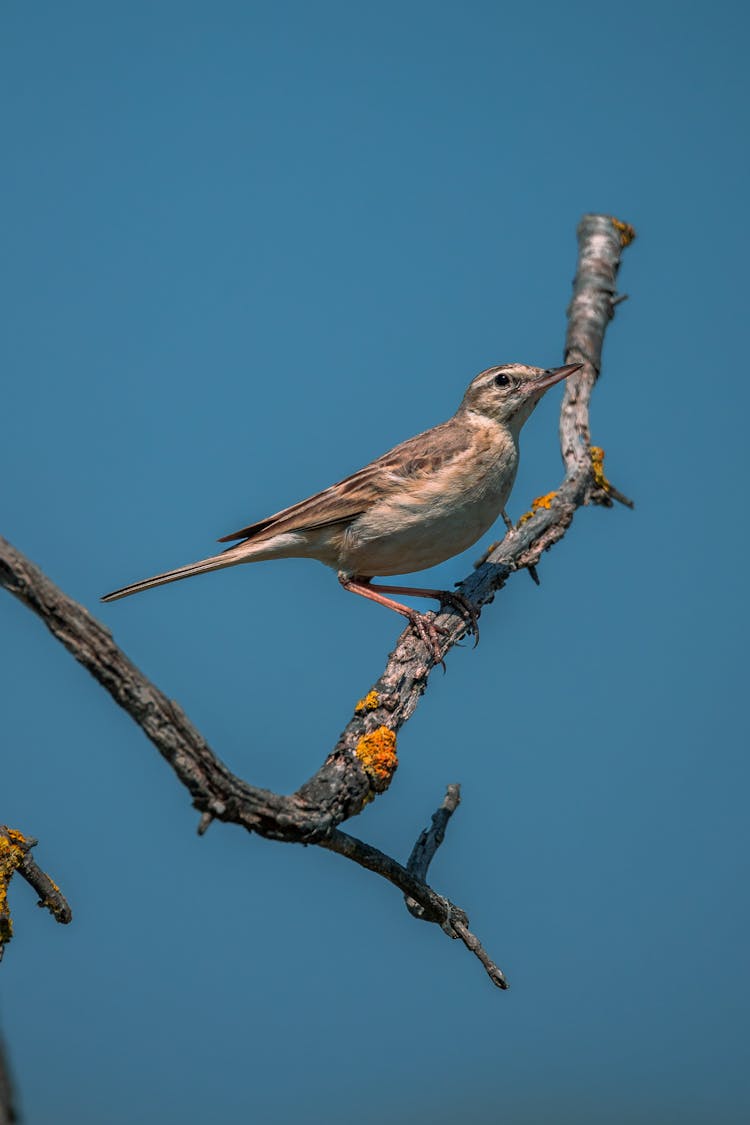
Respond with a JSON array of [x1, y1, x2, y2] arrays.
[[355, 727, 398, 792]]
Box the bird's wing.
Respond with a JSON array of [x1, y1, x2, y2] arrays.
[[218, 419, 468, 546]]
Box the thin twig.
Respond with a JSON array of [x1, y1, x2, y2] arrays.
[[17, 849, 72, 925], [320, 823, 508, 990], [451, 920, 507, 991], [405, 784, 461, 918]]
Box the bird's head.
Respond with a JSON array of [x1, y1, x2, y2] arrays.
[[459, 362, 582, 433]]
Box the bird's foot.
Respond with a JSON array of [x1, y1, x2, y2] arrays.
[[406, 610, 447, 670], [437, 590, 481, 647]]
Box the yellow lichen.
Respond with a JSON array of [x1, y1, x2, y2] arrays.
[[0, 829, 28, 946], [590, 445, 613, 492], [355, 727, 398, 792], [518, 491, 558, 525], [588, 445, 634, 509], [354, 690, 380, 714], [611, 217, 636, 247]]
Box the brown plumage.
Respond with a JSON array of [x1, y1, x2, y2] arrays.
[[216, 418, 476, 546], [102, 362, 580, 658]]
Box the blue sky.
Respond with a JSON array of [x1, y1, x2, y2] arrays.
[[2, 3, 748, 1123]]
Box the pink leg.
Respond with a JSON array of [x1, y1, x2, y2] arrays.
[[339, 575, 447, 666], [366, 582, 480, 647]]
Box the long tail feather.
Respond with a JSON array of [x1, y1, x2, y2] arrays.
[[101, 548, 245, 602]]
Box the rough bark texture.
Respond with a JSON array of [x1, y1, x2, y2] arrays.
[[0, 213, 634, 988]]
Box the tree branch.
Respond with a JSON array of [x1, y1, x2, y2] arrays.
[[0, 214, 634, 988]]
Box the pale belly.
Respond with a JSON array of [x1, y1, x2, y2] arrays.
[[338, 468, 515, 577]]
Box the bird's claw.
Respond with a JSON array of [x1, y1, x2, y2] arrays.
[[437, 590, 481, 648], [407, 590, 480, 667], [407, 611, 447, 670]]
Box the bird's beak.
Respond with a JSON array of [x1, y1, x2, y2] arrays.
[[527, 363, 583, 394]]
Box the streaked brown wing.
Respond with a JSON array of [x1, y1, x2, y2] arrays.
[[217, 485, 371, 545], [218, 418, 468, 545]]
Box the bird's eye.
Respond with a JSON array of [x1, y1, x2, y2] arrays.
[[494, 372, 511, 388]]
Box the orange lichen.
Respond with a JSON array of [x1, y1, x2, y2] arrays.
[[518, 491, 558, 525], [354, 690, 380, 714], [611, 217, 636, 247], [355, 727, 398, 792]]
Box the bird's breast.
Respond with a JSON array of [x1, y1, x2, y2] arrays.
[[340, 431, 517, 577]]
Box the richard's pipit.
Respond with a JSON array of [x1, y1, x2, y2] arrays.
[[103, 362, 580, 658]]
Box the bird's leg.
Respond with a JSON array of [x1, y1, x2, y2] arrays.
[[364, 582, 480, 648], [339, 575, 447, 666]]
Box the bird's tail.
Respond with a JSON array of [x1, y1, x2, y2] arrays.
[[101, 546, 247, 603]]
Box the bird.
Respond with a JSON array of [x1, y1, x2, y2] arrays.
[[102, 362, 580, 660]]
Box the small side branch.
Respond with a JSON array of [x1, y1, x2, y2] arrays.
[[321, 815, 508, 990], [405, 784, 461, 917], [0, 828, 72, 961], [407, 785, 507, 988]]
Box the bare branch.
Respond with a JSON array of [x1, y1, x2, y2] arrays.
[[321, 818, 508, 991], [405, 784, 461, 917], [0, 214, 634, 987], [16, 847, 72, 927]]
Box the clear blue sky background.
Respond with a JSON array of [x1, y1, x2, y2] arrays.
[[2, 3, 748, 1123]]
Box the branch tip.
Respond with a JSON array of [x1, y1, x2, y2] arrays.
[[452, 920, 509, 989], [197, 811, 214, 836]]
